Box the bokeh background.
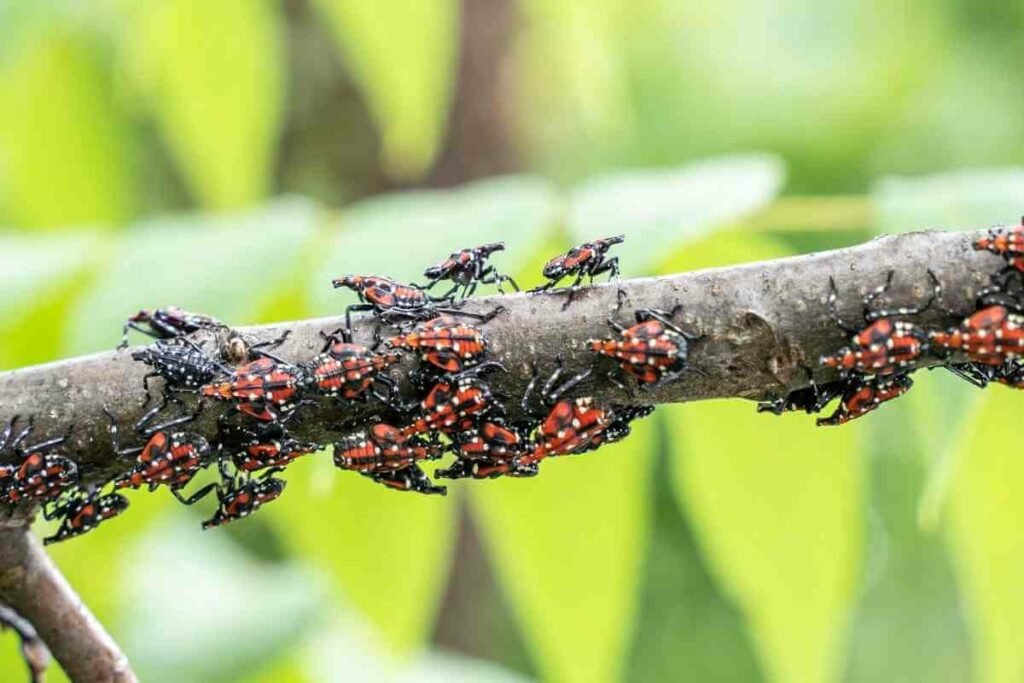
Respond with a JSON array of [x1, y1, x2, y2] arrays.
[[2, 1, 1024, 681]]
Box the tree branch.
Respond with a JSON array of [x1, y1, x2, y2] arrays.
[[0, 228, 1001, 479], [0, 521, 136, 681]]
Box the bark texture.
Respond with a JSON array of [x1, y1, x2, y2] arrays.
[[0, 523, 136, 681]]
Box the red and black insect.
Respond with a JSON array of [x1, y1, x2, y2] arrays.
[[217, 420, 319, 473], [975, 218, 1024, 273], [531, 236, 624, 306], [757, 377, 847, 416], [0, 417, 77, 505], [303, 332, 401, 401], [517, 365, 613, 466], [42, 489, 129, 545], [201, 356, 307, 423], [367, 466, 447, 496], [176, 464, 288, 529], [820, 272, 934, 377], [332, 275, 502, 334], [577, 404, 655, 453], [589, 307, 700, 388], [131, 338, 232, 429], [437, 419, 538, 481], [929, 305, 1024, 366], [334, 423, 446, 475], [422, 242, 519, 299], [435, 457, 539, 481], [387, 316, 489, 374], [107, 408, 211, 496], [118, 306, 225, 350], [816, 373, 913, 427], [398, 363, 505, 438]]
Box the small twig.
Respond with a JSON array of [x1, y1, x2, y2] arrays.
[[0, 521, 136, 682], [0, 600, 50, 682]]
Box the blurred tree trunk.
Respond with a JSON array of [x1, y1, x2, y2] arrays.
[[427, 0, 518, 186]]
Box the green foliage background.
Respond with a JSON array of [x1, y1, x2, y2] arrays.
[[1, 1, 1023, 681]]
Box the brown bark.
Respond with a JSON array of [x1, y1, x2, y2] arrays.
[[0, 523, 135, 682]]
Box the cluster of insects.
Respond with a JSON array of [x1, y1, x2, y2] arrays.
[[759, 218, 1024, 425], [12, 222, 1015, 545], [7, 237, 673, 544]]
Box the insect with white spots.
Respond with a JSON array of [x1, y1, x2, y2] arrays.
[[589, 307, 700, 388], [422, 242, 520, 299]]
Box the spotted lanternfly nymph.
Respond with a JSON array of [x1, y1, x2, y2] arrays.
[[107, 408, 211, 496], [0, 417, 77, 505], [387, 316, 489, 374], [332, 274, 502, 335], [333, 422, 446, 474], [130, 338, 232, 429], [42, 490, 129, 545], [201, 356, 306, 422], [398, 363, 505, 438], [437, 419, 537, 480], [304, 332, 401, 402], [757, 378, 847, 416], [118, 306, 225, 350], [517, 364, 613, 467], [816, 373, 913, 426], [820, 271, 934, 377], [974, 218, 1024, 273], [531, 235, 624, 307], [218, 420, 318, 473], [422, 242, 519, 299], [589, 307, 699, 387], [929, 305, 1024, 366]]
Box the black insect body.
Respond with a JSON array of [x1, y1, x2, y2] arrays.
[[119, 306, 225, 349], [422, 242, 519, 299], [757, 380, 848, 416], [42, 490, 129, 545], [131, 338, 231, 429]]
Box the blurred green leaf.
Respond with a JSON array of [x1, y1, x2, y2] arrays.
[[842, 380, 972, 683], [627, 451, 762, 681], [946, 390, 1024, 683], [311, 176, 557, 315], [669, 400, 862, 683], [0, 28, 133, 228], [271, 456, 457, 654], [661, 230, 862, 682], [313, 0, 458, 179], [873, 168, 1024, 234], [470, 418, 655, 683], [566, 155, 785, 273], [0, 233, 99, 369], [118, 515, 325, 682], [66, 199, 320, 355], [120, 0, 284, 209]]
